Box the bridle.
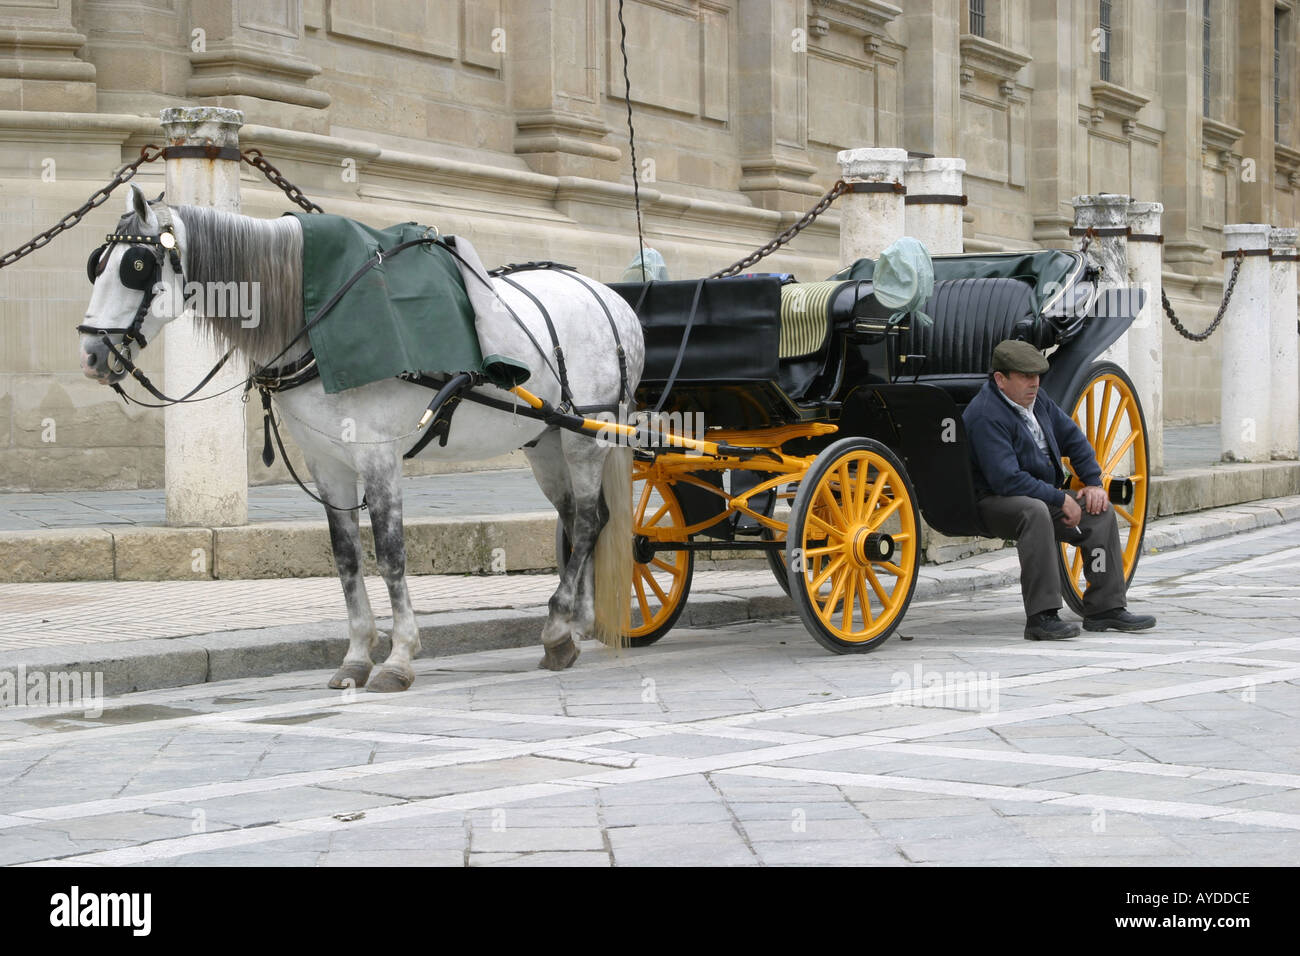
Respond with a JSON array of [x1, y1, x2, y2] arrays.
[[76, 206, 235, 406]]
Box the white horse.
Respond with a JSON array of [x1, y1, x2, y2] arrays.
[[79, 184, 642, 692]]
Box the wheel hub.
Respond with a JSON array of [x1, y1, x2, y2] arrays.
[[633, 535, 656, 564], [851, 526, 894, 566]]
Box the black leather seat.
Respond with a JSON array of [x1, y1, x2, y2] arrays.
[[896, 277, 1042, 403]]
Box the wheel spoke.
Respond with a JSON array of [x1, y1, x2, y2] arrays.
[[643, 500, 670, 530], [866, 495, 903, 530], [643, 569, 670, 604], [819, 560, 850, 616], [1070, 545, 1084, 584], [1100, 394, 1131, 458], [1096, 381, 1113, 445], [650, 557, 680, 574], [1084, 386, 1096, 444], [806, 510, 845, 538], [864, 564, 890, 605], [810, 553, 847, 592], [816, 481, 847, 530], [838, 462, 856, 521], [634, 477, 653, 525], [1114, 503, 1135, 527], [1103, 429, 1140, 476], [856, 569, 874, 626], [841, 568, 857, 632], [633, 569, 651, 623]]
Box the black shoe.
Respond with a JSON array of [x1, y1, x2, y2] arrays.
[[1083, 607, 1156, 632], [1024, 610, 1080, 641]]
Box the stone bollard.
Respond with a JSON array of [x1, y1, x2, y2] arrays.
[[161, 106, 249, 527], [904, 157, 965, 255], [1220, 224, 1273, 463], [836, 148, 908, 264], [1071, 193, 1130, 368], [1269, 227, 1299, 460], [1126, 201, 1164, 474]]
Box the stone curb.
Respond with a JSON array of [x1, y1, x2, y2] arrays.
[[2, 495, 1299, 702], [2, 462, 1299, 584]]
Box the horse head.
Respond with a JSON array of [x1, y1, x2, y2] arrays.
[[78, 183, 188, 384]]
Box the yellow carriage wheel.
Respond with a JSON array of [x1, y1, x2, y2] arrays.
[[787, 437, 920, 653], [627, 468, 693, 646], [1056, 361, 1149, 615]]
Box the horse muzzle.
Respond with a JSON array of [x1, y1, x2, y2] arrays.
[[79, 335, 127, 384]]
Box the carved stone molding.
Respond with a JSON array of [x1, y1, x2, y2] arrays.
[[1275, 143, 1300, 190], [1201, 116, 1244, 159], [958, 33, 1031, 83], [1089, 80, 1149, 122]]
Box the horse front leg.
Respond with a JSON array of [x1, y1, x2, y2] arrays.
[[307, 458, 379, 690], [360, 454, 421, 693]]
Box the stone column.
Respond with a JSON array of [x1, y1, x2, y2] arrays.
[[1269, 227, 1299, 460], [0, 0, 96, 112], [735, 0, 821, 212], [837, 147, 907, 264], [904, 157, 965, 255], [509, 0, 619, 180], [1125, 201, 1164, 474], [162, 107, 248, 527], [1220, 223, 1273, 463], [1071, 193, 1131, 367]]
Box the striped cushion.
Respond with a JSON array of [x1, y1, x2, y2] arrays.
[[778, 281, 838, 359]]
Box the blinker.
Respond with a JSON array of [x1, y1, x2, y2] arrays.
[[118, 247, 158, 291], [85, 244, 108, 284]]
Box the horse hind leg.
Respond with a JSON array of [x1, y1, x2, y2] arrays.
[[360, 454, 421, 693], [525, 431, 585, 670]]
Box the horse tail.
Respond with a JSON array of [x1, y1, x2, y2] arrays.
[[592, 444, 633, 650]]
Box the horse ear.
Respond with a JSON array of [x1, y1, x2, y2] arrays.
[[126, 183, 159, 231]]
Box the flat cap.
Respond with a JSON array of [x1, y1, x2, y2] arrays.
[[991, 339, 1049, 375]]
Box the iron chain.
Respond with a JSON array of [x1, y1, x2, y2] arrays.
[[0, 144, 164, 270], [240, 149, 324, 214], [1162, 248, 1244, 342], [0, 145, 324, 273], [709, 179, 851, 279]]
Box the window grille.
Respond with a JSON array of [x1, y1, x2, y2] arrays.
[[970, 0, 986, 37], [1202, 0, 1212, 118], [1100, 0, 1112, 83]]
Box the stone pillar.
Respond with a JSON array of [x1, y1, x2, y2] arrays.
[[904, 157, 965, 255], [162, 107, 248, 527], [837, 147, 907, 264], [1269, 227, 1299, 460], [1071, 193, 1131, 367], [1125, 201, 1164, 474], [1220, 224, 1273, 463]]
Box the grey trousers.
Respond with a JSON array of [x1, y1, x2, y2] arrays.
[[976, 494, 1128, 618]]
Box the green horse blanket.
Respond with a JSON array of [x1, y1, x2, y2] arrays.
[[292, 213, 528, 393]]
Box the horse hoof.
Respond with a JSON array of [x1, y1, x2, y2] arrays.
[[539, 638, 580, 671], [328, 662, 372, 689], [367, 667, 414, 693]]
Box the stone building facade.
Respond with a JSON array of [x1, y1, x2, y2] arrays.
[[0, 0, 1295, 491]]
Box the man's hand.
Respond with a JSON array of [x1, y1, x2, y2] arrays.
[[1060, 492, 1082, 527], [1077, 485, 1109, 515]]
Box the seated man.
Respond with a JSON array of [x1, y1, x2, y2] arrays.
[[963, 340, 1156, 640]]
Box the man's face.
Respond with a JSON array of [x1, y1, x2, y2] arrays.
[[995, 370, 1039, 409]]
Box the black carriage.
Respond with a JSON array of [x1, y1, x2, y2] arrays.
[[595, 248, 1147, 653]]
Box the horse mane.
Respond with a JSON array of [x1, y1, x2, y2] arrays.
[[169, 206, 304, 368]]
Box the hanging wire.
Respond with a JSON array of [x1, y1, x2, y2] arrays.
[[616, 0, 647, 280]]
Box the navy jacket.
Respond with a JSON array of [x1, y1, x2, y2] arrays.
[[963, 378, 1102, 507]]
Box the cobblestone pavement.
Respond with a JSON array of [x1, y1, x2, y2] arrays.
[[1, 524, 1297, 867]]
